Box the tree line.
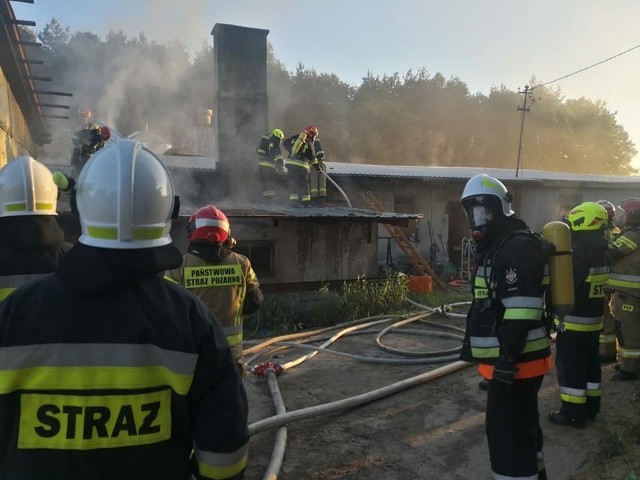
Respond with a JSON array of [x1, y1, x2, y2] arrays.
[[25, 19, 637, 175]]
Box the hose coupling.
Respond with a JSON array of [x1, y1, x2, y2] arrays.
[[251, 361, 284, 378]]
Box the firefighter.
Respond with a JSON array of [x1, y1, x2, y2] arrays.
[[70, 122, 110, 175], [308, 131, 327, 207], [0, 139, 249, 479], [257, 128, 286, 203], [0, 156, 71, 299], [596, 199, 621, 364], [284, 124, 321, 208], [460, 173, 552, 480], [548, 202, 610, 428], [607, 198, 640, 381], [165, 205, 264, 376]]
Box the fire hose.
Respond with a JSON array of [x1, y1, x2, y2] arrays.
[[320, 168, 352, 208]]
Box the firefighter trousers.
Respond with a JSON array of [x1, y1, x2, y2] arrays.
[[286, 163, 310, 206], [309, 163, 327, 201], [612, 292, 640, 375], [259, 164, 280, 202], [486, 375, 546, 479], [555, 330, 601, 421]]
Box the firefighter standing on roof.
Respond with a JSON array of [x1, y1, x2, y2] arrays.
[[283, 125, 321, 208], [460, 173, 552, 480], [308, 130, 327, 207], [0, 156, 72, 299], [257, 128, 286, 203], [596, 199, 621, 364], [606, 198, 640, 381], [165, 205, 264, 377], [0, 140, 249, 480], [548, 202, 610, 428]]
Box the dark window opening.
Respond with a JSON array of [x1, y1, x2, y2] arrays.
[[234, 242, 275, 278]]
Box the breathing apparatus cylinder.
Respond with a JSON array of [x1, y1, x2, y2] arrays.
[[542, 221, 575, 314]]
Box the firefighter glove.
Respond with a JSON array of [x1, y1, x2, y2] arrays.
[[492, 356, 517, 385], [53, 171, 75, 193], [313, 162, 322, 172]]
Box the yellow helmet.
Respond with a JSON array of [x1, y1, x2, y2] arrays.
[[566, 202, 607, 231], [271, 128, 284, 140]]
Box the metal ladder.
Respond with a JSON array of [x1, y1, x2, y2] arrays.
[[359, 190, 448, 290]]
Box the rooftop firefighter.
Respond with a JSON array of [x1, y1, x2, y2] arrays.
[[70, 122, 111, 176], [256, 128, 286, 203], [283, 124, 321, 208], [0, 139, 249, 480]]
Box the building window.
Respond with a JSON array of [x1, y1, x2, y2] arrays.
[[394, 195, 419, 241], [234, 241, 275, 278]]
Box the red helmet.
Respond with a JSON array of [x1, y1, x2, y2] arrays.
[[187, 205, 230, 243], [619, 199, 640, 226], [304, 124, 319, 139], [596, 199, 615, 222], [100, 126, 111, 141]]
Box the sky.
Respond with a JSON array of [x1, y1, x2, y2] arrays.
[[12, 0, 640, 168]]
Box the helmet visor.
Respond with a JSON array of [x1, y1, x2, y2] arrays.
[[466, 205, 494, 229]]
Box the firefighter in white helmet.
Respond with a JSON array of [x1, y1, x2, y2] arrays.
[[0, 156, 71, 299], [165, 205, 264, 377], [460, 173, 551, 480], [0, 139, 249, 479]]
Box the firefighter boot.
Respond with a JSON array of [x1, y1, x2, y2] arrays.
[[610, 369, 639, 381], [548, 410, 585, 429]]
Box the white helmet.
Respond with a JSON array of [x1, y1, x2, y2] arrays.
[[0, 156, 57, 217], [76, 139, 176, 249], [461, 174, 514, 229]]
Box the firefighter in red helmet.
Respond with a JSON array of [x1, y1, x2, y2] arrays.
[[596, 199, 621, 363], [606, 198, 640, 380], [283, 125, 325, 207], [165, 205, 264, 376]]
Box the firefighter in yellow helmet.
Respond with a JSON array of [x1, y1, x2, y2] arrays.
[[0, 156, 71, 299], [165, 205, 264, 376], [596, 199, 621, 363], [0, 139, 249, 479], [548, 202, 610, 428], [256, 128, 286, 203], [607, 198, 640, 381]]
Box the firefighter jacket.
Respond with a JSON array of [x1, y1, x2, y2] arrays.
[[555, 230, 610, 333], [165, 241, 264, 363], [608, 227, 640, 298], [0, 242, 249, 480], [0, 215, 72, 300], [71, 128, 104, 156], [460, 218, 552, 380], [257, 133, 284, 169], [284, 133, 321, 171]]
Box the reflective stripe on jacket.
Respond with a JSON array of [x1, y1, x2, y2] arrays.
[[461, 228, 552, 379], [0, 256, 249, 480]]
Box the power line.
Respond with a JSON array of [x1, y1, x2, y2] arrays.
[[534, 42, 640, 89]]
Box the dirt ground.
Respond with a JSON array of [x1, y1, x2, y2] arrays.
[[241, 310, 640, 480]]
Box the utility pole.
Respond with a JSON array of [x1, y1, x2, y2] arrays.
[[515, 85, 531, 178]]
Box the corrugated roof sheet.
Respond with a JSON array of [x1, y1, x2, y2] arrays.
[[324, 162, 640, 184]]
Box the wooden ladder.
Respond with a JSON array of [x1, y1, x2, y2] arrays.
[[359, 190, 448, 290]]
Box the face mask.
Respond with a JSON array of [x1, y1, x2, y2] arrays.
[[466, 205, 493, 229]]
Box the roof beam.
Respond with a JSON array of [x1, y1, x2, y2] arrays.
[[19, 59, 44, 64], [25, 75, 52, 82], [32, 90, 73, 97], [5, 19, 36, 26], [41, 114, 69, 119], [36, 103, 70, 109], [16, 40, 42, 47], [9, 0, 36, 4]]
